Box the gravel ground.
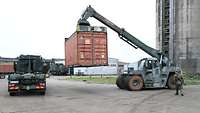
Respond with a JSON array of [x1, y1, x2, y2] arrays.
[[0, 76, 200, 113]]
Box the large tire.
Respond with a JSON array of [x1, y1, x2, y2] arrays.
[[167, 74, 176, 89], [116, 75, 126, 89], [9, 92, 16, 96], [124, 76, 131, 90], [39, 91, 46, 96], [126, 75, 144, 91]]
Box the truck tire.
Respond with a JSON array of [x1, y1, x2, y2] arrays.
[[167, 74, 176, 89], [9, 92, 16, 96], [124, 76, 132, 90], [116, 75, 126, 89], [126, 75, 144, 91], [39, 91, 46, 95]]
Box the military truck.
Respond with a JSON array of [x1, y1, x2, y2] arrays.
[[8, 55, 49, 96], [49, 63, 68, 75]]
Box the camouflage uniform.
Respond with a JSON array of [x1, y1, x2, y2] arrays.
[[175, 71, 184, 96]]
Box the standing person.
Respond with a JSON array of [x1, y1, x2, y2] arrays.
[[175, 69, 184, 96]]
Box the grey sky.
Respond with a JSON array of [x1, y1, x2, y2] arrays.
[[0, 0, 156, 63]]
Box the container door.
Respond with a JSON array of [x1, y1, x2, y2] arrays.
[[92, 32, 108, 66], [77, 32, 93, 66]]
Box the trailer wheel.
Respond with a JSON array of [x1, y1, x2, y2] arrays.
[[116, 75, 126, 89], [167, 74, 176, 89], [9, 92, 16, 96], [127, 75, 144, 91]]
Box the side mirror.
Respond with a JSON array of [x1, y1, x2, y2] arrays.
[[7, 75, 10, 80], [43, 63, 49, 74], [144, 62, 148, 68]]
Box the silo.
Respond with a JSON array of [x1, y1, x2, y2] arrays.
[[156, 0, 200, 73]]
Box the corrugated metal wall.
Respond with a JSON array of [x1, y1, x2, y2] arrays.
[[0, 61, 14, 73]]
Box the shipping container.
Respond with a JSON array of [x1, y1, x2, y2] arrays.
[[0, 61, 15, 74], [65, 26, 108, 67]]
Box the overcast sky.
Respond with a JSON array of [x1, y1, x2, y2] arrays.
[[0, 0, 156, 63]]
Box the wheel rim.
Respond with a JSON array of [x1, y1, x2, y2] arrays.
[[132, 80, 140, 87], [128, 75, 143, 91]]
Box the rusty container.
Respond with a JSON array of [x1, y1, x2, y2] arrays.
[[65, 26, 108, 67], [0, 61, 15, 74]]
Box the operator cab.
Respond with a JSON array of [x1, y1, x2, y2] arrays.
[[138, 58, 159, 70], [137, 58, 162, 87], [79, 5, 178, 90]]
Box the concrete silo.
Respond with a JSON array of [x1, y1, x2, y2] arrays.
[[156, 0, 200, 73]]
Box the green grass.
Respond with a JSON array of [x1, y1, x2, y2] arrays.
[[65, 73, 200, 85], [66, 75, 117, 84], [183, 73, 200, 85]]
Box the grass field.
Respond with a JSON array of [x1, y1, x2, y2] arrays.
[[65, 73, 200, 85], [183, 73, 200, 85], [66, 75, 117, 84]]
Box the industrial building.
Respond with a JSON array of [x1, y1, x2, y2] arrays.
[[73, 58, 128, 75], [156, 0, 200, 73]]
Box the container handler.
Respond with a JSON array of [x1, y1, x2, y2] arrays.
[[78, 6, 180, 91]]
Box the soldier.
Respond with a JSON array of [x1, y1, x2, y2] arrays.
[[175, 69, 184, 96]]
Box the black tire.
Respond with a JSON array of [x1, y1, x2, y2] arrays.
[[9, 92, 16, 96], [167, 74, 176, 89], [124, 76, 131, 90], [116, 75, 126, 89], [39, 91, 46, 95], [126, 75, 144, 91]]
